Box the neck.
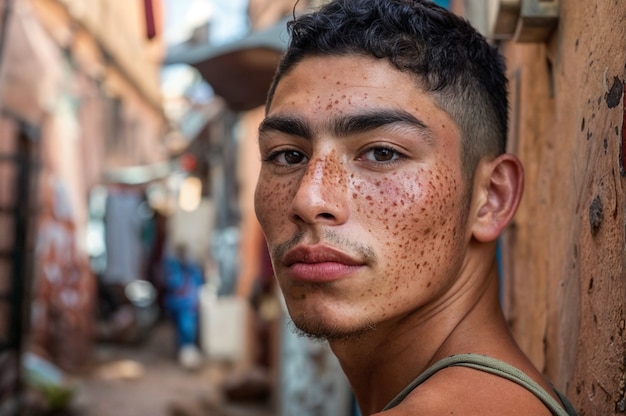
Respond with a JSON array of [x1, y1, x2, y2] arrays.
[[329, 257, 511, 414]]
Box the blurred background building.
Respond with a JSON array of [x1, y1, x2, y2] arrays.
[[0, 0, 169, 412]]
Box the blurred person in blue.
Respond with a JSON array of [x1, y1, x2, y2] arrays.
[[253, 0, 579, 415], [163, 243, 204, 370]]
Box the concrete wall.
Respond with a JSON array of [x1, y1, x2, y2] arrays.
[[48, 0, 164, 108], [495, 1, 626, 414]]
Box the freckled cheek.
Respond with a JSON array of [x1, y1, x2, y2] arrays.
[[350, 174, 437, 231], [349, 171, 462, 281], [254, 177, 296, 235]]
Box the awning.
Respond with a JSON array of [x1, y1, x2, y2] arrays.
[[165, 17, 290, 112]]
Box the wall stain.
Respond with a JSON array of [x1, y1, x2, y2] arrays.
[[606, 76, 624, 108], [589, 195, 603, 236]]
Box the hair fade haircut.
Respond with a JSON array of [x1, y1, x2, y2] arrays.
[[265, 0, 509, 181]]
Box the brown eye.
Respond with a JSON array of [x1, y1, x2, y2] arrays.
[[284, 150, 305, 164], [372, 148, 394, 161], [265, 149, 308, 166], [359, 146, 402, 163]]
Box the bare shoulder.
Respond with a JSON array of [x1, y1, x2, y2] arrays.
[[377, 365, 554, 416]]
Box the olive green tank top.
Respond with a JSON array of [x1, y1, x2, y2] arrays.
[[382, 354, 578, 416]]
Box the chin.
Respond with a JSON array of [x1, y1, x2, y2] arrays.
[[289, 314, 377, 343]]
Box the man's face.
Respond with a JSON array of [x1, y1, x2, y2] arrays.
[[255, 55, 472, 341]]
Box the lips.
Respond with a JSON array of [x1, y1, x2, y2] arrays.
[[283, 245, 362, 266], [282, 245, 364, 283]]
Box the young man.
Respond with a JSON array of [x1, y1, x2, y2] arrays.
[[254, 1, 578, 414]]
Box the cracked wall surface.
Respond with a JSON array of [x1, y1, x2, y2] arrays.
[[498, 1, 626, 414]]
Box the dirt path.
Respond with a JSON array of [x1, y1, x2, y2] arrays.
[[72, 322, 273, 416]]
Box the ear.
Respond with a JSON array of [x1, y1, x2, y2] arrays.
[[470, 154, 524, 242]]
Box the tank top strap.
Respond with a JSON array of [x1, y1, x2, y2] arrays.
[[382, 353, 578, 416]]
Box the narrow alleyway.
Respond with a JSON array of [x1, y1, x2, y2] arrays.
[[72, 322, 274, 416]]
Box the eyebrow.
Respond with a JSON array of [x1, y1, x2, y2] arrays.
[[259, 109, 432, 143], [332, 109, 430, 139], [259, 114, 313, 140]]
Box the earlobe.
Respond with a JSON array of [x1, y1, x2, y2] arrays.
[[471, 154, 524, 242]]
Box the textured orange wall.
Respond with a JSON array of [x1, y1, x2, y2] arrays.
[[499, 1, 626, 414]]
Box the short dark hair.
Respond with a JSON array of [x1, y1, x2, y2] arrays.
[[266, 0, 508, 181]]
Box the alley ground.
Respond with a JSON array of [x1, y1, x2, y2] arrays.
[[70, 322, 274, 416]]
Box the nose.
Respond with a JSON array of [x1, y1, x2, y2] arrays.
[[290, 155, 349, 226]]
